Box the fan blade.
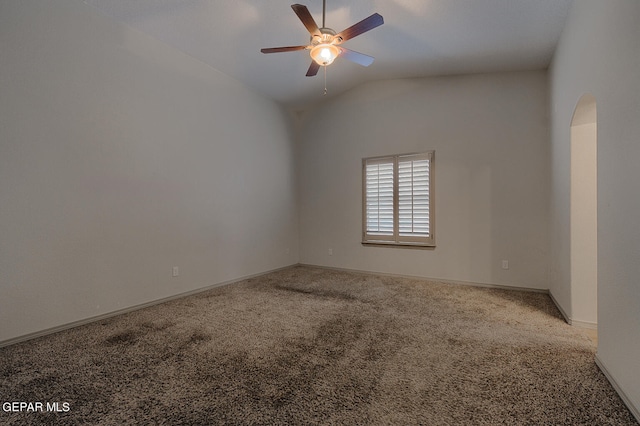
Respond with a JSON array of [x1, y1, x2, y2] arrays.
[[292, 4, 320, 36], [306, 61, 320, 77], [338, 48, 374, 67], [261, 46, 308, 54], [336, 13, 384, 42]]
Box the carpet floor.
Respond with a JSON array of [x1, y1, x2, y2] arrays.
[[0, 266, 637, 425]]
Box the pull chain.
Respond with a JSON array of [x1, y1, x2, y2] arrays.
[[322, 0, 328, 95], [323, 65, 327, 95]]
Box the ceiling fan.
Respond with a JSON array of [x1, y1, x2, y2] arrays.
[[261, 1, 384, 78]]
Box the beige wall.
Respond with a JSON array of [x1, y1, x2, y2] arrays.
[[570, 121, 598, 326], [297, 71, 550, 290], [550, 0, 640, 417], [0, 0, 299, 343]]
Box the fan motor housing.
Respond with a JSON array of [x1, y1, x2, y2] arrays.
[[311, 27, 342, 46]]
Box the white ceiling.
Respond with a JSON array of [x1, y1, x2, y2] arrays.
[[83, 0, 573, 109]]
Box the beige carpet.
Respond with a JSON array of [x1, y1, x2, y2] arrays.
[[1, 266, 637, 425]]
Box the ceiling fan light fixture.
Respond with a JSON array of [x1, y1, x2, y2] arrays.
[[261, 2, 383, 79], [310, 44, 339, 66]]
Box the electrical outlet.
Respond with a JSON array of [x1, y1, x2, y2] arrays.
[[172, 266, 179, 277], [501, 260, 509, 270], [328, 248, 333, 256]]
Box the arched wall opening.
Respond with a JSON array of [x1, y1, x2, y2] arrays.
[[570, 93, 598, 330]]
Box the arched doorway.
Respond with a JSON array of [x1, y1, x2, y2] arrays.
[[570, 93, 598, 334]]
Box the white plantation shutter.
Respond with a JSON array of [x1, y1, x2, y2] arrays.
[[398, 155, 430, 237], [363, 152, 434, 246], [365, 159, 394, 238]]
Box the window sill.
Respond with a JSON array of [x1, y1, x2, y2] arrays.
[[362, 241, 436, 250]]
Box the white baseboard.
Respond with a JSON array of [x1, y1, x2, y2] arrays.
[[0, 264, 298, 348], [595, 354, 640, 423], [547, 290, 598, 329], [570, 318, 598, 329], [548, 290, 571, 325], [299, 263, 549, 294]]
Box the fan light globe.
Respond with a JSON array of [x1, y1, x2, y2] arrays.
[[310, 44, 339, 66]]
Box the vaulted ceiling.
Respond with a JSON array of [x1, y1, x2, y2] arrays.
[[84, 0, 573, 108]]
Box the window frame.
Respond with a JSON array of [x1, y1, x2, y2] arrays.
[[362, 151, 435, 248]]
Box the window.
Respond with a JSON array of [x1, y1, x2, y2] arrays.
[[362, 152, 435, 247]]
